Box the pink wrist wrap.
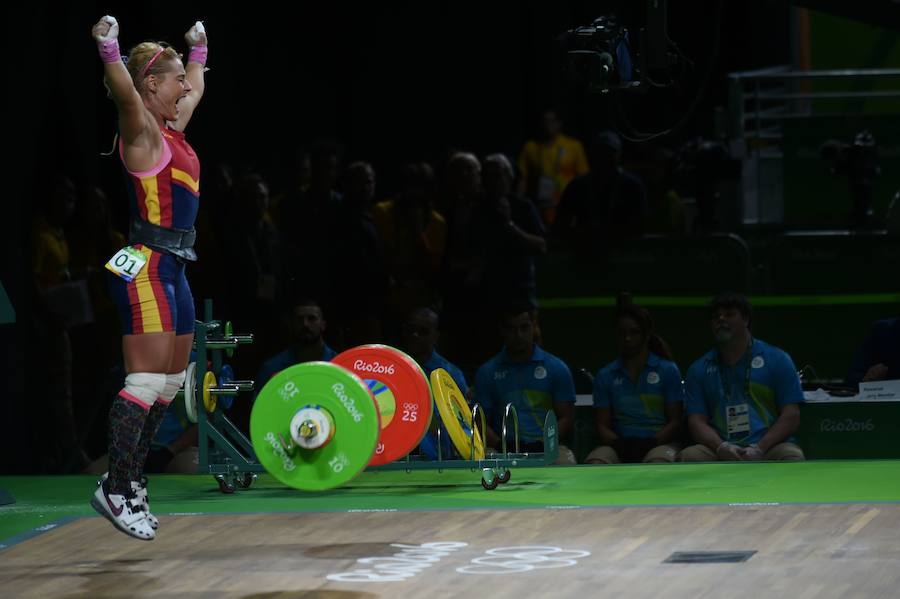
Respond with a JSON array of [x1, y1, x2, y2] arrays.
[[97, 39, 121, 64], [188, 45, 208, 66]]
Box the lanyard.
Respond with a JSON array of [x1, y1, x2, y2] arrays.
[[719, 339, 753, 404]]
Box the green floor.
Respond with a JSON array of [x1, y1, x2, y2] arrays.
[[3, 460, 900, 548]]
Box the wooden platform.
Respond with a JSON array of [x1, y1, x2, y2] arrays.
[[2, 503, 899, 598]]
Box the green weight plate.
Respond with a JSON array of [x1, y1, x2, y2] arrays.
[[224, 321, 234, 357], [250, 361, 380, 491], [332, 345, 433, 466]]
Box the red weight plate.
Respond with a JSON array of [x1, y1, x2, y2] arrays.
[[332, 345, 433, 465]]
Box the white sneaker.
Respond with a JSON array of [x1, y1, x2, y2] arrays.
[[91, 482, 155, 541], [99, 473, 158, 531], [132, 477, 158, 531]]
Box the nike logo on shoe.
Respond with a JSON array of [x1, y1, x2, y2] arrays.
[[105, 493, 123, 517]]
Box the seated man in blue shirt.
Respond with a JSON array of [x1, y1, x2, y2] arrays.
[[145, 405, 198, 474], [399, 306, 468, 459], [256, 299, 337, 395], [681, 293, 804, 462], [846, 317, 900, 389], [586, 298, 684, 464], [473, 306, 577, 464]]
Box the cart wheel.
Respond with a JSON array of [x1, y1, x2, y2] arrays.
[[234, 473, 257, 489], [481, 467, 499, 490], [215, 474, 236, 494], [498, 468, 511, 484], [481, 476, 499, 490]]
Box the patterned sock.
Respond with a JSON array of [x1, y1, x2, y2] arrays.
[[130, 400, 171, 481], [107, 394, 150, 495]]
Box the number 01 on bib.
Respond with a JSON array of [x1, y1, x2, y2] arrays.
[[105, 246, 148, 283]]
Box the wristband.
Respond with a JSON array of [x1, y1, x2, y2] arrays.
[[98, 39, 121, 64], [188, 45, 208, 66]]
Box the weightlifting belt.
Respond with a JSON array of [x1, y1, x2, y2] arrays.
[[129, 219, 198, 262]]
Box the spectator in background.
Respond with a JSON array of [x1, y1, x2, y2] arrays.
[[585, 294, 684, 464], [440, 151, 482, 289], [277, 139, 342, 305], [32, 175, 76, 290], [681, 293, 805, 462], [224, 171, 283, 361], [373, 162, 446, 335], [846, 317, 900, 389], [554, 130, 647, 255], [143, 417, 198, 474], [269, 149, 311, 225], [625, 145, 686, 235], [439, 151, 482, 367], [398, 307, 468, 460], [469, 153, 546, 311], [517, 109, 589, 226], [472, 306, 577, 465], [29, 175, 88, 473], [190, 162, 233, 309], [256, 299, 337, 392], [67, 184, 127, 458], [329, 161, 387, 346]]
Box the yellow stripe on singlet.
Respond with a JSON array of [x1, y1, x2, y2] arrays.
[[171, 168, 200, 193], [134, 246, 163, 332], [140, 177, 161, 225]]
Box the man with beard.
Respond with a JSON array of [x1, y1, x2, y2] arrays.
[[680, 293, 805, 461], [255, 299, 337, 393], [472, 306, 577, 465]]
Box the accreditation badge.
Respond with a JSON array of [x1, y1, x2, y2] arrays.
[[726, 403, 751, 435]]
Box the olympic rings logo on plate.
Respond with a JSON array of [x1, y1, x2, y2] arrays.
[[456, 546, 591, 575]]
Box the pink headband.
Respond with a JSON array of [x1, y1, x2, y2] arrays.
[[138, 47, 166, 80]]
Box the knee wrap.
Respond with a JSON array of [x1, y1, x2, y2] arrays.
[[158, 370, 187, 405], [122, 372, 168, 409]]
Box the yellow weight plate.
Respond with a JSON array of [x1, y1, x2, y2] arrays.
[[203, 371, 218, 413], [429, 367, 484, 460]]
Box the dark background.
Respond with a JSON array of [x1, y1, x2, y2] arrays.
[[8, 0, 790, 325], [11, 0, 890, 471]]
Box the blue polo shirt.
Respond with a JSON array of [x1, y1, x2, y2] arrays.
[[155, 352, 198, 447], [153, 401, 191, 447], [473, 345, 576, 443], [419, 350, 468, 460], [255, 343, 337, 398], [684, 338, 803, 445], [423, 351, 468, 395], [594, 352, 683, 439]]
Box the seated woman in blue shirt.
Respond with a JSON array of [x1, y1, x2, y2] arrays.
[[586, 296, 684, 464]]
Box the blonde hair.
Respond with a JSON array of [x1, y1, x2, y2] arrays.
[[126, 42, 182, 91]]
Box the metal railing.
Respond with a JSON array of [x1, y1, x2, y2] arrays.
[[726, 66, 900, 224]]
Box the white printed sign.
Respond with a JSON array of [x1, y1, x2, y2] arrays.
[[858, 379, 900, 402]]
